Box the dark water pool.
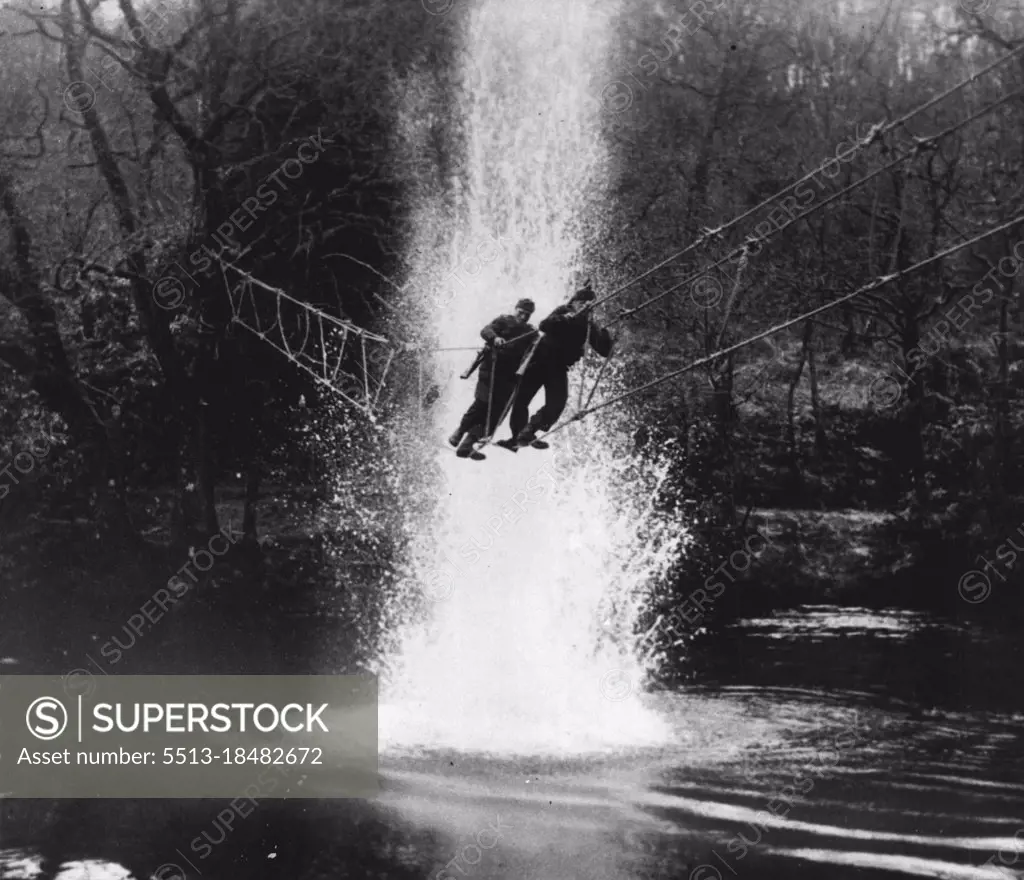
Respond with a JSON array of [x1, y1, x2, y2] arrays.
[[2, 604, 1022, 880]]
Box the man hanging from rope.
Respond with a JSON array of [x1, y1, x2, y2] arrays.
[[448, 298, 538, 459], [497, 281, 613, 452]]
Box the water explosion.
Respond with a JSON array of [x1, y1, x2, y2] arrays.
[[376, 0, 689, 755]]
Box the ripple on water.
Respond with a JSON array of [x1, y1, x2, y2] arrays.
[[0, 854, 135, 880]]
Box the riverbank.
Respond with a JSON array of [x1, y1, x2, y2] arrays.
[[755, 507, 896, 600], [1, 485, 1015, 650]]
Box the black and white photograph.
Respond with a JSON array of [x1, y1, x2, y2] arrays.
[[1, 0, 1023, 876]]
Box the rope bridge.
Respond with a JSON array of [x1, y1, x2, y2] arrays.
[[220, 261, 399, 418], [213, 40, 1024, 431]]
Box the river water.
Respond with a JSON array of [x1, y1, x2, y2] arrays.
[[2, 603, 1022, 880]]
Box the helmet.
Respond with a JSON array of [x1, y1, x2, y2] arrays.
[[571, 281, 595, 304], [515, 298, 536, 314]]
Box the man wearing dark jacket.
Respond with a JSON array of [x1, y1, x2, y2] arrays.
[[448, 298, 537, 458], [500, 282, 612, 451]]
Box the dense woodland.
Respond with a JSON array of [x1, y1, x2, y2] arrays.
[[1, 0, 1023, 623]]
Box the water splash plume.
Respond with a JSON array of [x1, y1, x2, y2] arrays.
[[375, 0, 690, 756]]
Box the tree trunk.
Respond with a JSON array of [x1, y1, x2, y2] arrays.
[[0, 171, 140, 545], [995, 294, 1010, 483], [787, 323, 811, 496], [195, 401, 220, 536], [840, 305, 857, 356], [243, 456, 261, 545], [806, 325, 826, 456], [902, 319, 928, 508], [241, 377, 269, 547], [712, 356, 737, 525], [61, 18, 202, 545], [171, 417, 202, 545], [242, 380, 265, 546], [95, 410, 138, 547]]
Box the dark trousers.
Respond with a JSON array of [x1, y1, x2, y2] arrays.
[[455, 380, 516, 439], [510, 363, 568, 437]]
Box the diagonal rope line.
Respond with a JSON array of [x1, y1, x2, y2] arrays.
[[428, 75, 1019, 358], [485, 347, 496, 444], [215, 48, 1024, 403], [220, 261, 385, 414], [373, 348, 398, 410], [590, 41, 1024, 311], [579, 334, 617, 414], [576, 319, 592, 412], [479, 378, 522, 449], [539, 211, 1024, 439], [608, 84, 1024, 328], [219, 259, 390, 343]]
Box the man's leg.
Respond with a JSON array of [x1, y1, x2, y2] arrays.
[[450, 399, 486, 446], [455, 375, 501, 458], [509, 368, 544, 438], [455, 405, 488, 459], [484, 381, 516, 437], [520, 367, 568, 442], [537, 367, 570, 429]]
